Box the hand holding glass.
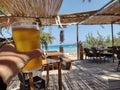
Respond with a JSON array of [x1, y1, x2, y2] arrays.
[[12, 25, 42, 72]]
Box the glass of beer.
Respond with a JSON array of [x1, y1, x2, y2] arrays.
[[12, 24, 42, 72]]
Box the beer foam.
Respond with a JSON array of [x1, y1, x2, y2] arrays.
[[12, 24, 40, 30]]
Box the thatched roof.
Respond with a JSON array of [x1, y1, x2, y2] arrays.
[[0, 0, 63, 17], [57, 10, 97, 25], [82, 0, 120, 25], [0, 10, 97, 26], [0, 0, 118, 26], [0, 0, 97, 26], [0, 0, 63, 26]]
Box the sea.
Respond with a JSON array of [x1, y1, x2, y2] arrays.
[[42, 43, 77, 54]]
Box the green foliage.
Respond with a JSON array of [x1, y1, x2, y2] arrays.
[[40, 31, 55, 50], [86, 33, 97, 47], [117, 32, 120, 38], [84, 32, 112, 48], [114, 37, 120, 46], [104, 36, 112, 46]]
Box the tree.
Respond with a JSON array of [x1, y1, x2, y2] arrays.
[[105, 35, 111, 46], [114, 31, 120, 46], [85, 33, 97, 47], [114, 37, 120, 46], [96, 32, 106, 47], [84, 32, 112, 48], [40, 31, 55, 50]]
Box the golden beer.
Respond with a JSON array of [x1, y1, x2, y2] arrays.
[[12, 25, 42, 72]]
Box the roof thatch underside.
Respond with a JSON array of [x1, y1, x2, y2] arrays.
[[0, 0, 119, 26], [0, 0, 63, 26], [0, 0, 97, 26], [0, 10, 97, 26], [0, 0, 63, 17], [58, 10, 97, 25], [83, 0, 120, 25]]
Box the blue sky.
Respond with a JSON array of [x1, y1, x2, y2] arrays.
[[44, 0, 120, 45]]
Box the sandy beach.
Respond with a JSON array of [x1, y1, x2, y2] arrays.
[[64, 52, 77, 60]]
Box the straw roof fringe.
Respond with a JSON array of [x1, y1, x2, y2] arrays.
[[0, 0, 63, 26], [1, 0, 119, 26], [0, 0, 63, 18], [82, 0, 120, 24]]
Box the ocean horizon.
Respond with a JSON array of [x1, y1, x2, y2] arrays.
[[42, 43, 77, 53]]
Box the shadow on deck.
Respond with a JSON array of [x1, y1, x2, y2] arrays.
[[7, 59, 120, 90]]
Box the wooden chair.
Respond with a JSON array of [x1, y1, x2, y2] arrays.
[[42, 52, 62, 90], [103, 53, 113, 62], [114, 46, 120, 71], [84, 48, 94, 59], [90, 47, 107, 63], [59, 55, 72, 70], [91, 47, 101, 59]]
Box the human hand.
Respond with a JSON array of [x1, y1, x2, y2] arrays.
[[0, 44, 43, 85]]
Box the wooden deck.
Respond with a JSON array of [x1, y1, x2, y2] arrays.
[[7, 58, 120, 90]]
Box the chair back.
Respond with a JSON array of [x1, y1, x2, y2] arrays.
[[84, 48, 92, 56], [91, 47, 98, 55], [84, 48, 89, 53], [115, 46, 120, 59]]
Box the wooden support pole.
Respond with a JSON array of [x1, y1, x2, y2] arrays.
[[111, 23, 115, 62], [76, 24, 79, 60]]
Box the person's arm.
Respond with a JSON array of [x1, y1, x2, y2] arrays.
[[0, 44, 43, 86]]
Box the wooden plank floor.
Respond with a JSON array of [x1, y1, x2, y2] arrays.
[[7, 58, 120, 90]]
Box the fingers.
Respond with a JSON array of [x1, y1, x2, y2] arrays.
[[0, 43, 44, 62], [1, 44, 15, 48], [26, 49, 44, 60], [0, 44, 15, 51]]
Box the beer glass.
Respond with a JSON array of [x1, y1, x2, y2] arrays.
[[12, 24, 43, 90], [12, 24, 42, 72]]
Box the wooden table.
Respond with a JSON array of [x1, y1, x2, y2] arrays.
[[45, 51, 63, 90], [47, 51, 63, 59]]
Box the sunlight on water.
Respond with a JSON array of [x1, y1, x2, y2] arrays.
[[42, 44, 77, 53]]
